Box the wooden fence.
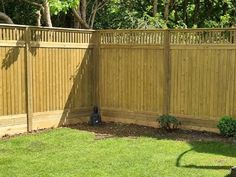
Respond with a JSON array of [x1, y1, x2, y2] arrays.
[[99, 29, 236, 131], [0, 25, 96, 136], [0, 25, 236, 136]]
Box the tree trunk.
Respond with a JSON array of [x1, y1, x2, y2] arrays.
[[193, 0, 200, 25], [0, 12, 13, 24], [43, 0, 52, 27], [74, 18, 81, 28], [183, 0, 188, 25], [164, 0, 170, 20], [90, 7, 98, 28], [153, 0, 158, 16], [35, 10, 41, 26], [74, 6, 81, 28], [234, 2, 236, 27], [72, 8, 90, 29], [73, 0, 108, 29], [205, 0, 212, 19], [223, 2, 228, 15], [1, 0, 5, 13], [80, 0, 87, 22], [173, 0, 178, 22]]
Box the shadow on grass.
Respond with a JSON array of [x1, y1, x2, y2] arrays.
[[176, 149, 234, 170], [176, 142, 236, 172], [70, 122, 236, 173]]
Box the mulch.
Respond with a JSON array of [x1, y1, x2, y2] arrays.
[[1, 122, 235, 143], [69, 122, 236, 143]]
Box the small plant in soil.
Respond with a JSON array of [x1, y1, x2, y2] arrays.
[[217, 116, 236, 137], [158, 114, 181, 132]]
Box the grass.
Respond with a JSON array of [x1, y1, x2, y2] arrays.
[[0, 128, 235, 177]]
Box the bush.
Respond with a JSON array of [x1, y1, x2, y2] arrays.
[[158, 115, 181, 132], [217, 116, 236, 137]]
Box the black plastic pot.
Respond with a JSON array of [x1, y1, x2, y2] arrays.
[[231, 166, 236, 177]]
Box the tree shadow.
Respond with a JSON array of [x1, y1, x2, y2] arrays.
[[59, 48, 95, 126], [176, 141, 236, 171], [1, 46, 20, 69], [1, 30, 40, 70], [68, 120, 236, 174]]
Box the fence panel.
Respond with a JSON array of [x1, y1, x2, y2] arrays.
[[29, 28, 95, 113], [0, 25, 96, 135], [0, 26, 26, 116], [28, 28, 96, 129], [99, 30, 165, 125], [0, 26, 27, 136], [169, 29, 236, 130]]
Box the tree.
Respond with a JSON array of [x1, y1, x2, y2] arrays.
[[164, 0, 170, 20], [1, 0, 236, 29], [153, 0, 158, 16], [72, 0, 110, 29], [20, 0, 52, 27]]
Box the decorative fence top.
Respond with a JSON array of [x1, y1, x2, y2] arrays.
[[0, 24, 235, 45], [100, 29, 236, 45], [30, 28, 94, 43], [0, 24, 95, 44], [0, 26, 26, 41], [170, 29, 236, 45], [100, 30, 165, 45]]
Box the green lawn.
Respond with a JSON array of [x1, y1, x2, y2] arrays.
[[0, 128, 235, 177]]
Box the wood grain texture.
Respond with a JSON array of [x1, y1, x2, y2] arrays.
[[0, 25, 236, 135]]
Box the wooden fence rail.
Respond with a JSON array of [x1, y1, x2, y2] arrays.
[[0, 25, 236, 136]]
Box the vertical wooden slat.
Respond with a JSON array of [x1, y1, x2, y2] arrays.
[[163, 30, 171, 115], [25, 27, 33, 132], [94, 31, 100, 107]]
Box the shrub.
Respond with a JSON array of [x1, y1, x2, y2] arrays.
[[158, 115, 181, 132], [217, 116, 236, 137]]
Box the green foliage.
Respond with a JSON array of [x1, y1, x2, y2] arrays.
[[1, 0, 236, 28], [217, 116, 236, 137], [95, 0, 236, 29], [49, 0, 80, 15], [2, 0, 39, 25], [158, 114, 181, 131]]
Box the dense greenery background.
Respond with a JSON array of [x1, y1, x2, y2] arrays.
[[1, 0, 236, 29]]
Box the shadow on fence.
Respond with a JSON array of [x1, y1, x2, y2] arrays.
[[1, 32, 40, 70], [59, 48, 94, 126]]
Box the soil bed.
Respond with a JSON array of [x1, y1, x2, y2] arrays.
[[69, 122, 235, 143]]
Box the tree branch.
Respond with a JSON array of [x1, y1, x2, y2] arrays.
[[35, 10, 41, 26], [89, 0, 109, 27], [88, 0, 97, 25], [1, 0, 5, 13], [97, 0, 109, 11], [21, 0, 44, 10], [72, 8, 90, 29], [89, 1, 98, 28]]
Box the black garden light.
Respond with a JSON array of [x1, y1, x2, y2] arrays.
[[89, 106, 102, 126]]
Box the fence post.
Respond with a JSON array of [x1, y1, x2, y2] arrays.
[[93, 31, 101, 108], [163, 29, 171, 115], [25, 27, 33, 132]]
